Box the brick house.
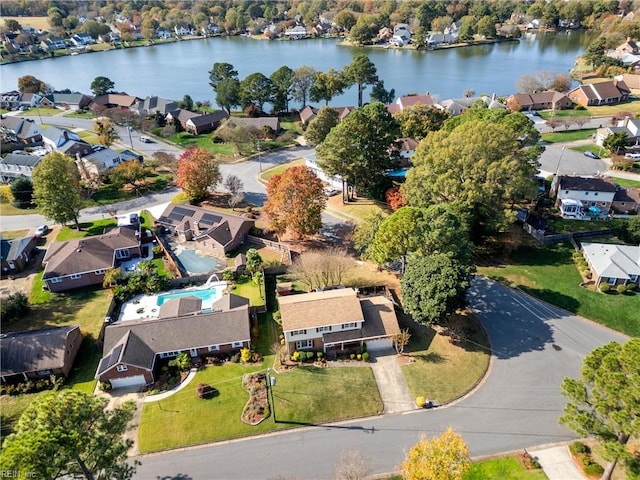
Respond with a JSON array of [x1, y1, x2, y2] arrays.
[[581, 243, 640, 288], [568, 80, 630, 107], [506, 91, 573, 111]]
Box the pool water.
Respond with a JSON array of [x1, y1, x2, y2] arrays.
[[175, 249, 218, 274], [157, 288, 218, 306]]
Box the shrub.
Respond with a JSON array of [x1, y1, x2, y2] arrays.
[[298, 351, 307, 362], [350, 354, 356, 360], [196, 383, 215, 399], [152, 245, 163, 257], [222, 269, 236, 282], [627, 282, 637, 291], [273, 311, 282, 324], [362, 352, 370, 362], [316, 352, 323, 360], [168, 352, 191, 372], [99, 381, 113, 392], [617, 284, 627, 294], [240, 347, 252, 363], [415, 396, 426, 407], [599, 283, 610, 293], [292, 351, 300, 361], [583, 462, 604, 476], [0, 292, 29, 324], [230, 352, 241, 363], [569, 441, 589, 455]]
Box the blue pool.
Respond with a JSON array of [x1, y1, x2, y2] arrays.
[[156, 288, 218, 306]]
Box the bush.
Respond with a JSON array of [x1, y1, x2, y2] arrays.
[[240, 347, 252, 363], [599, 283, 610, 293], [583, 461, 604, 476], [152, 245, 163, 257], [292, 351, 300, 361], [415, 396, 426, 407], [316, 352, 323, 360], [222, 269, 236, 282], [362, 352, 370, 362], [350, 354, 355, 360], [0, 292, 29, 323], [230, 352, 241, 363], [627, 282, 637, 291], [196, 383, 215, 399], [569, 441, 589, 455], [617, 284, 627, 294], [99, 381, 112, 392]]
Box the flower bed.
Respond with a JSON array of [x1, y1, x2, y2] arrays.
[[240, 372, 270, 425]]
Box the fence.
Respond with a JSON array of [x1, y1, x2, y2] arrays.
[[246, 235, 292, 264], [154, 232, 187, 277], [523, 222, 613, 246]]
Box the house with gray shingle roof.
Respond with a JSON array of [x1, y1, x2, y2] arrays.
[[132, 96, 178, 116], [40, 92, 92, 110], [96, 293, 251, 388], [1, 235, 37, 274], [0, 116, 42, 144], [0, 152, 42, 182], [581, 243, 640, 288], [184, 110, 229, 134]]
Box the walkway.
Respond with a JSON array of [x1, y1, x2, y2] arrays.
[[369, 348, 415, 414], [529, 445, 586, 480]]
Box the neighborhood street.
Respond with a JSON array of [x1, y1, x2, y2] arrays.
[[132, 277, 627, 479]]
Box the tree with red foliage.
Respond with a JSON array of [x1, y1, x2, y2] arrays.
[[176, 148, 221, 202], [263, 166, 326, 239], [385, 185, 406, 211]]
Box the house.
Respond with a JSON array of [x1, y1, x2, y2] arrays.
[[284, 25, 308, 40], [426, 32, 456, 47], [305, 152, 342, 189], [17, 92, 42, 109], [96, 293, 251, 388], [155, 27, 172, 39], [395, 94, 434, 111], [41, 126, 92, 157], [390, 23, 411, 46], [157, 204, 254, 256], [616, 38, 638, 55], [568, 80, 631, 107], [174, 23, 195, 36], [166, 108, 200, 129], [90, 93, 139, 112], [42, 227, 142, 293], [299, 105, 318, 125], [71, 33, 94, 46], [551, 176, 617, 219], [0, 90, 22, 109], [1, 235, 37, 275], [0, 152, 43, 182], [184, 110, 230, 135], [78, 146, 142, 178], [595, 116, 640, 146], [0, 116, 42, 144], [581, 243, 640, 288], [615, 73, 640, 92], [39, 37, 66, 51], [391, 137, 419, 167], [279, 288, 400, 355], [0, 325, 82, 383], [436, 94, 506, 116], [40, 92, 92, 111], [506, 91, 573, 112], [612, 187, 640, 214], [132, 96, 178, 116], [228, 116, 280, 133], [334, 106, 355, 122]]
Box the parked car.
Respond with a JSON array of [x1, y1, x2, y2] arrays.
[[625, 152, 640, 159], [35, 225, 49, 237], [583, 151, 600, 159], [324, 188, 340, 197], [140, 136, 151, 143]]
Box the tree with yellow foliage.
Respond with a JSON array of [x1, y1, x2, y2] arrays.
[[400, 427, 470, 480]]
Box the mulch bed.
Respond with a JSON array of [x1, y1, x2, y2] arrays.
[[241, 372, 270, 425]]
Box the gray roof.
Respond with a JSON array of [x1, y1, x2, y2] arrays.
[[582, 243, 640, 281], [558, 176, 617, 193], [229, 117, 280, 131], [98, 294, 251, 374], [1, 236, 35, 263], [159, 296, 203, 318], [1, 153, 42, 168], [0, 325, 80, 376], [186, 110, 229, 127]]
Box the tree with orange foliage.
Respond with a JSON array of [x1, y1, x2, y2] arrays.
[[176, 148, 221, 202], [385, 185, 405, 211], [263, 165, 326, 239]]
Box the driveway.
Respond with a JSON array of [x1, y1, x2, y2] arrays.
[[132, 278, 627, 479], [369, 348, 415, 414]]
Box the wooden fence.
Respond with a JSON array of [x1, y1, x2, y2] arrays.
[[246, 235, 292, 264], [523, 222, 613, 246]]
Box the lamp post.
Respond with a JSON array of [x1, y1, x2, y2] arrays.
[[554, 146, 566, 177], [266, 368, 277, 423], [257, 139, 262, 172]]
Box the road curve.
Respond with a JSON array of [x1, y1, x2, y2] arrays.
[[132, 277, 627, 479]]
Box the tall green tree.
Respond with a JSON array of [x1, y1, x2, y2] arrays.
[[348, 14, 380, 45], [395, 104, 451, 141], [90, 76, 115, 96], [370, 207, 427, 273], [401, 254, 475, 326], [32, 152, 83, 229], [344, 53, 379, 107], [310, 69, 347, 106], [209, 62, 239, 112], [603, 131, 628, 155], [317, 102, 400, 200], [0, 390, 138, 479], [304, 106, 339, 146], [583, 37, 607, 68], [270, 66, 295, 114], [292, 66, 317, 109], [9, 177, 33, 208], [352, 212, 385, 260], [370, 80, 395, 104], [208, 62, 238, 90], [239, 72, 273, 112], [560, 339, 640, 480]]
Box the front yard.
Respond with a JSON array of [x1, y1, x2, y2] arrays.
[[478, 241, 640, 336]]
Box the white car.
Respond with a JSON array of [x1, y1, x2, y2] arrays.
[[324, 188, 340, 197], [35, 225, 49, 237], [625, 153, 640, 159]]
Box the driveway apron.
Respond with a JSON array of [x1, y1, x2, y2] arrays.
[[369, 348, 416, 414]]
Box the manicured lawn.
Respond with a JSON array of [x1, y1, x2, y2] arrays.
[[587, 101, 640, 117], [570, 144, 608, 156], [539, 109, 591, 119], [170, 132, 238, 157], [76, 130, 101, 144], [88, 172, 173, 206], [281, 119, 302, 135], [230, 277, 265, 307], [63, 111, 97, 119], [259, 159, 306, 182], [326, 195, 391, 223], [609, 177, 640, 189], [464, 456, 547, 480], [18, 107, 60, 116], [56, 219, 117, 241], [478, 242, 640, 336], [402, 311, 490, 404], [0, 229, 29, 239], [138, 362, 381, 453], [541, 129, 596, 143], [545, 217, 625, 235]]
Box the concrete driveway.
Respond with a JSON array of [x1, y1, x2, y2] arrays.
[[369, 348, 415, 414]]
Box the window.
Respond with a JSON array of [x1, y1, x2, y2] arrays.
[[342, 322, 358, 329], [608, 277, 617, 285], [160, 351, 179, 358], [116, 365, 128, 372], [296, 340, 313, 350], [232, 341, 243, 348], [208, 345, 219, 352], [50, 277, 62, 283], [630, 275, 638, 283], [291, 329, 307, 336], [594, 192, 598, 196], [95, 269, 106, 275], [70, 274, 82, 280], [584, 192, 589, 195], [316, 326, 332, 333], [115, 249, 130, 259], [37, 369, 52, 376]]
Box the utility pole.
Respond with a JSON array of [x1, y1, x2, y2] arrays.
[[266, 368, 277, 423]]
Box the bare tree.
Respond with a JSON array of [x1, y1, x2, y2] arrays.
[[574, 117, 588, 129], [290, 248, 353, 292], [224, 174, 244, 210], [333, 450, 371, 480], [394, 329, 412, 354], [152, 151, 178, 174], [516, 70, 570, 93], [462, 88, 475, 98]]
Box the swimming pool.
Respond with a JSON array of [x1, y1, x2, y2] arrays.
[[156, 288, 218, 306]]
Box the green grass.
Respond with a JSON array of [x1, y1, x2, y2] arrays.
[[63, 111, 96, 119], [545, 217, 624, 235], [609, 177, 640, 189], [259, 159, 306, 182], [281, 120, 302, 135], [541, 129, 596, 143], [76, 130, 100, 144], [0, 229, 29, 239], [88, 172, 173, 206], [570, 144, 608, 156], [170, 132, 238, 156], [56, 219, 117, 241], [326, 196, 392, 223], [18, 107, 60, 116], [402, 312, 490, 404], [464, 456, 547, 480], [478, 242, 640, 336], [539, 109, 591, 119], [231, 277, 266, 307]]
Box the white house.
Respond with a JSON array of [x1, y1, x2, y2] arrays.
[[581, 243, 640, 288], [284, 25, 308, 40], [551, 176, 617, 219]]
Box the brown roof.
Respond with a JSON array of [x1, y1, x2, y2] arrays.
[[397, 94, 434, 110], [92, 93, 139, 108], [613, 186, 640, 203], [323, 296, 400, 344], [571, 80, 630, 101], [279, 289, 364, 331], [386, 104, 401, 115], [334, 106, 355, 121], [43, 227, 139, 278], [231, 117, 280, 131], [300, 105, 318, 124], [558, 176, 617, 193], [394, 137, 419, 151], [619, 74, 640, 90]]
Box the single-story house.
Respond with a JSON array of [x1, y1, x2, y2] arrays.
[[279, 288, 400, 356], [90, 93, 140, 112], [568, 80, 631, 107], [78, 147, 142, 178], [436, 94, 506, 115], [0, 325, 83, 383], [615, 73, 640, 91], [0, 152, 43, 182], [334, 106, 355, 122], [299, 105, 318, 125], [132, 96, 178, 116], [228, 116, 280, 134], [581, 242, 640, 287], [395, 94, 434, 111], [0, 116, 42, 144], [1, 235, 37, 275], [40, 92, 93, 111], [284, 25, 308, 40], [156, 204, 254, 256], [166, 108, 200, 129], [551, 175, 617, 219], [184, 110, 230, 135], [506, 91, 573, 112], [42, 226, 142, 293], [612, 187, 640, 214], [96, 293, 251, 388]]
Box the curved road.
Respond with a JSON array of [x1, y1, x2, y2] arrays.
[[133, 278, 626, 479]]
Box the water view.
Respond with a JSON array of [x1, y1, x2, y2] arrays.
[[1, 30, 592, 107]]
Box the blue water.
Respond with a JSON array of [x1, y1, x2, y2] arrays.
[[157, 288, 217, 306]]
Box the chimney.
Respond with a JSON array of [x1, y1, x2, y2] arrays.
[[492, 93, 496, 101]]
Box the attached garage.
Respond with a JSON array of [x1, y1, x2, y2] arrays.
[[109, 375, 146, 389], [365, 338, 393, 351]]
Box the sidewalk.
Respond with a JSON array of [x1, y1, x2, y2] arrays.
[[529, 445, 586, 480]]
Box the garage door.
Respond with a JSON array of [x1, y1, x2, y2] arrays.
[[366, 339, 393, 351], [110, 375, 146, 389]]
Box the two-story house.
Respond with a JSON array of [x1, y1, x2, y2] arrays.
[[551, 176, 617, 219]]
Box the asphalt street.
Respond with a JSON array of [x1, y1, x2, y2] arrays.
[[132, 278, 627, 479]]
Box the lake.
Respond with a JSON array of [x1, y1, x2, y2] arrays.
[[1, 30, 592, 108]]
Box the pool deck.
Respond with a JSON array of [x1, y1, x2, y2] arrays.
[[117, 280, 227, 322]]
